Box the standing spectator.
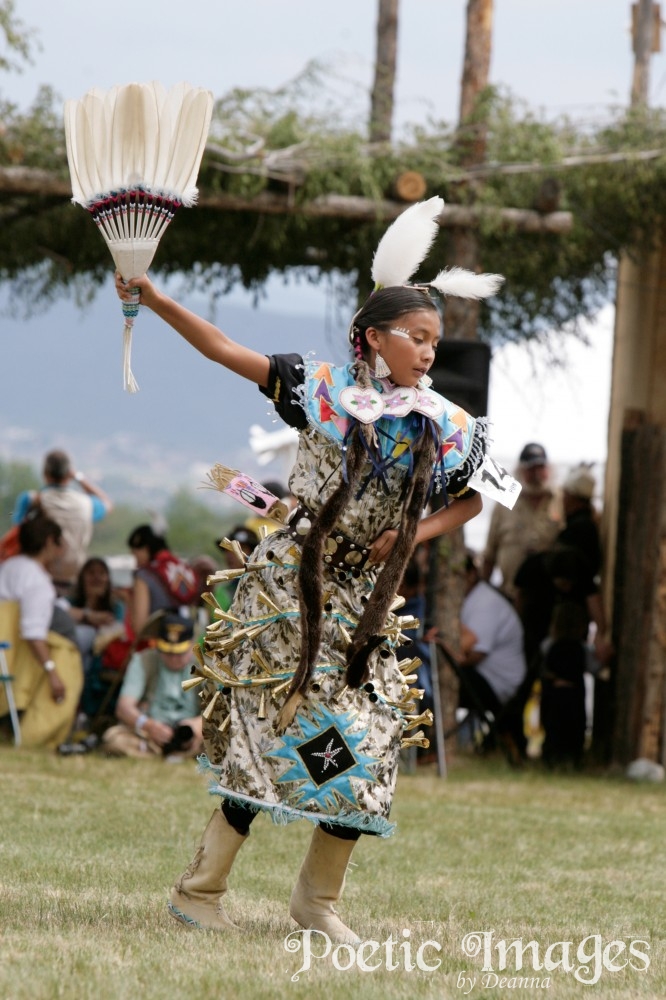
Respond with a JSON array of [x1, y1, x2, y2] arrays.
[[482, 442, 561, 601], [558, 464, 602, 579], [459, 553, 528, 760], [12, 450, 112, 591], [0, 515, 83, 747], [514, 544, 607, 672], [103, 614, 202, 759]]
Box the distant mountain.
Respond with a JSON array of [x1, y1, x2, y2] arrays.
[[1, 283, 347, 506]]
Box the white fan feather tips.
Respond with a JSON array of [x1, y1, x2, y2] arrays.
[[430, 267, 504, 299], [64, 81, 213, 206], [371, 196, 444, 288]]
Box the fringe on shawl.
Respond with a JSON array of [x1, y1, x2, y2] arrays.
[[197, 756, 396, 837]]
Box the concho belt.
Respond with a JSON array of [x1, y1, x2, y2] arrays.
[[284, 504, 372, 578]]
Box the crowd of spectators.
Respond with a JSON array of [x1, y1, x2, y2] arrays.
[[0, 446, 611, 772]]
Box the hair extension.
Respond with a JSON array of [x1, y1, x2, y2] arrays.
[[283, 427, 367, 702], [345, 426, 439, 688]]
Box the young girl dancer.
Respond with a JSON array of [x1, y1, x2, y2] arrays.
[[116, 197, 507, 943]]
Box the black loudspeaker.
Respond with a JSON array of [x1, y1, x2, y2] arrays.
[[429, 340, 491, 417]]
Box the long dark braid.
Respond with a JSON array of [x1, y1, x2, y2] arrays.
[[281, 286, 441, 711], [283, 426, 366, 702], [346, 425, 439, 687]]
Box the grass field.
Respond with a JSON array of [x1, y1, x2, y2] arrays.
[[1, 747, 664, 1000]]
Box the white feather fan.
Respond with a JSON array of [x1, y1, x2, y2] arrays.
[[64, 81, 213, 390]]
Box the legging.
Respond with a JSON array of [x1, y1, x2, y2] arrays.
[[221, 798, 362, 841]]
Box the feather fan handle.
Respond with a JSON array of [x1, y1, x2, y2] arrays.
[[371, 196, 444, 288], [121, 290, 140, 393], [429, 267, 505, 299]]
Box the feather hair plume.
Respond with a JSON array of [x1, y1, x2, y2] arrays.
[[429, 266, 505, 300], [371, 196, 444, 289], [64, 81, 213, 391]]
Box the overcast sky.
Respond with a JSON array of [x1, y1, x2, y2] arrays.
[[7, 0, 662, 124], [1, 0, 655, 517]]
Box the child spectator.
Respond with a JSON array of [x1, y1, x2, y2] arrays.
[[539, 600, 601, 769]]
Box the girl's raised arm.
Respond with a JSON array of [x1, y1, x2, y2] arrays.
[[115, 272, 271, 387]]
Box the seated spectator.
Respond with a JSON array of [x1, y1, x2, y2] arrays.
[[103, 614, 202, 759], [213, 524, 260, 612], [0, 514, 83, 747], [538, 601, 602, 769], [12, 449, 112, 592], [459, 553, 528, 760], [126, 524, 200, 634], [63, 557, 127, 724], [65, 557, 125, 668]]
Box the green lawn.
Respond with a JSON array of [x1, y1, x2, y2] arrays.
[[1, 748, 664, 1000]]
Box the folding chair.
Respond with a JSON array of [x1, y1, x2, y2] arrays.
[[433, 638, 523, 765], [0, 640, 21, 746]]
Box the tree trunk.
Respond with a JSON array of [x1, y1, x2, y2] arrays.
[[598, 1, 666, 764], [431, 1, 495, 759], [458, 0, 494, 163], [631, 0, 657, 106], [609, 412, 666, 764], [369, 0, 399, 144]]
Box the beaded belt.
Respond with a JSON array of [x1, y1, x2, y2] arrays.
[[284, 504, 372, 577]]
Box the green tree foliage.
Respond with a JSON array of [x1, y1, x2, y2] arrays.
[[87, 502, 149, 559], [164, 487, 233, 562], [2, 73, 666, 342], [0, 0, 35, 74]]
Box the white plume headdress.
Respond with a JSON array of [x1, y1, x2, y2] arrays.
[[349, 196, 504, 342], [64, 81, 213, 391]]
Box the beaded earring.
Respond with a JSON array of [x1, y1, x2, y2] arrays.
[[374, 354, 391, 379], [417, 373, 433, 389]]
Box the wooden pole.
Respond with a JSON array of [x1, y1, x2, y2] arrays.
[[429, 0, 495, 750], [446, 0, 494, 341], [631, 0, 657, 105], [599, 2, 666, 764], [369, 0, 400, 144]]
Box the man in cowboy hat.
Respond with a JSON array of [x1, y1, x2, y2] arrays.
[[103, 613, 202, 759]]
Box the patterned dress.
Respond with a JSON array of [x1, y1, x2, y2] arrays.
[[197, 354, 486, 836]]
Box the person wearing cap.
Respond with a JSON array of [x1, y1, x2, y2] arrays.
[[482, 442, 562, 601], [103, 613, 202, 759], [514, 463, 612, 673], [558, 464, 602, 579]]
